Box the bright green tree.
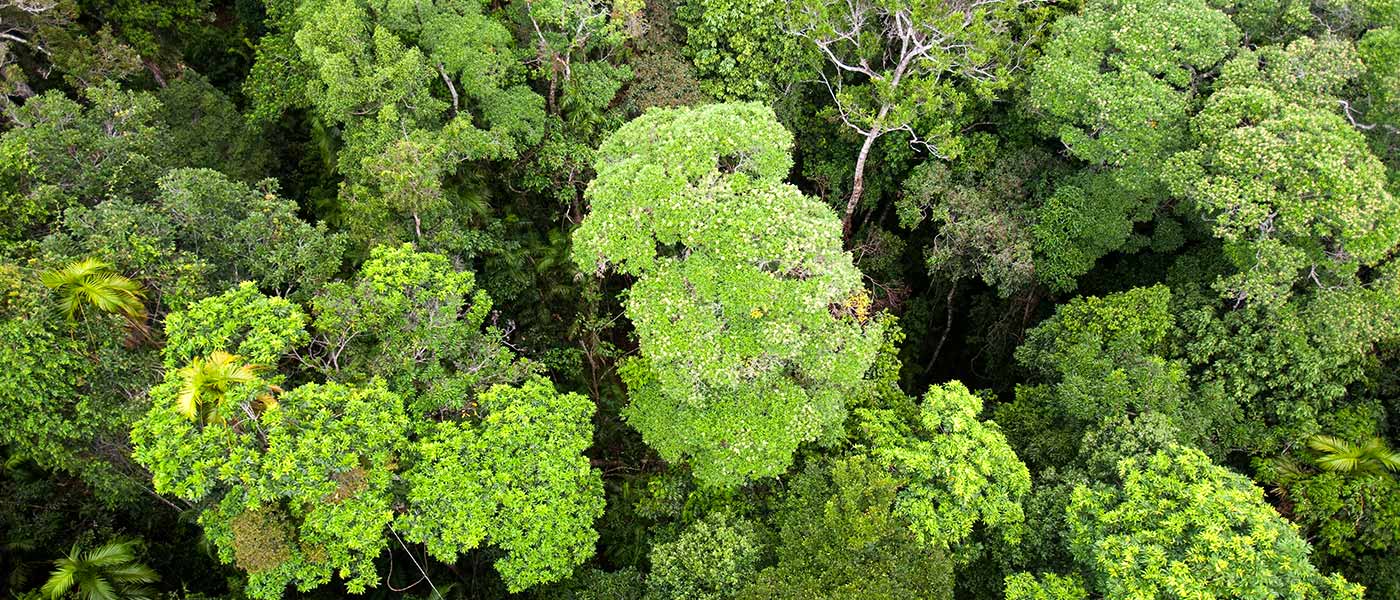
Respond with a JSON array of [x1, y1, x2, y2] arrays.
[[573, 102, 884, 486], [1308, 435, 1400, 474], [1167, 41, 1399, 305], [1029, 0, 1240, 188], [397, 377, 605, 592], [854, 381, 1030, 554], [133, 281, 600, 597], [1025, 0, 1241, 291], [1061, 446, 1363, 599], [173, 351, 268, 425]]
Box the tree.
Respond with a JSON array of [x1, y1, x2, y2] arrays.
[[160, 282, 310, 368], [739, 456, 954, 600], [1357, 26, 1400, 132], [573, 102, 885, 486], [309, 243, 531, 414], [896, 141, 1054, 298], [40, 258, 146, 324], [0, 85, 165, 245], [510, 0, 640, 211], [788, 0, 1041, 238], [1029, 0, 1239, 189], [515, 0, 641, 112], [40, 539, 159, 600], [1257, 423, 1400, 592], [133, 283, 600, 597], [675, 0, 814, 100], [854, 381, 1030, 553], [1060, 446, 1363, 599], [1261, 433, 1400, 561], [1024, 0, 1241, 291], [150, 169, 345, 298], [1166, 40, 1398, 305], [1143, 41, 1400, 459], [203, 381, 410, 599], [997, 286, 1207, 465], [0, 1, 145, 120], [397, 377, 605, 592], [0, 259, 163, 503], [247, 0, 546, 254], [644, 513, 762, 600]]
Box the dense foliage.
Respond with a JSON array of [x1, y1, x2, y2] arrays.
[[2, 0, 1398, 598]]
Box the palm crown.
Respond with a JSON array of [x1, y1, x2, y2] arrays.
[[175, 351, 266, 424], [40, 539, 158, 600], [40, 258, 147, 322], [1308, 435, 1400, 475]]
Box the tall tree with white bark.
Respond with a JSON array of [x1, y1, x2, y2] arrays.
[[787, 0, 1043, 241]]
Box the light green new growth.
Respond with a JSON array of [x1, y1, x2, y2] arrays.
[[574, 102, 884, 486]]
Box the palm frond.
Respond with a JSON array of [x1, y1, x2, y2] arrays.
[[102, 563, 158, 584], [42, 539, 157, 600], [1309, 434, 1400, 475], [81, 541, 136, 568], [176, 351, 263, 423], [1314, 453, 1361, 472], [1307, 435, 1355, 456], [1376, 449, 1400, 472], [85, 576, 117, 600], [40, 258, 147, 322], [39, 561, 77, 599]]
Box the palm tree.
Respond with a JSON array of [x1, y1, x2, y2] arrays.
[[39, 539, 158, 600], [40, 259, 147, 323], [176, 351, 264, 424], [1308, 435, 1400, 475]]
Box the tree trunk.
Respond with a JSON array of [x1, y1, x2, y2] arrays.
[[840, 127, 873, 240], [844, 119, 885, 242]]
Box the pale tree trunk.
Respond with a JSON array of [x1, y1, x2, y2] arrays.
[[843, 105, 889, 242]]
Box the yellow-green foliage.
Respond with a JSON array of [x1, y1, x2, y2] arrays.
[[574, 102, 884, 486], [1066, 446, 1363, 599], [856, 381, 1031, 553], [1003, 572, 1088, 600], [397, 377, 605, 592], [133, 282, 601, 597]]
